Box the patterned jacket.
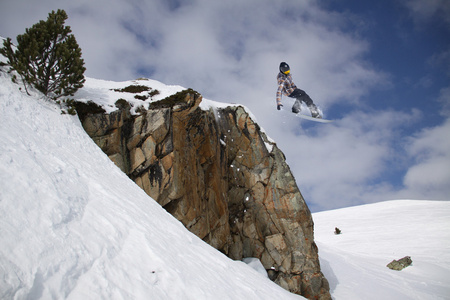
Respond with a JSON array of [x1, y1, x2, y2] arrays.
[[276, 72, 297, 106]]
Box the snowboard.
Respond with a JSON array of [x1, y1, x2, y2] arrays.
[[295, 113, 333, 123]]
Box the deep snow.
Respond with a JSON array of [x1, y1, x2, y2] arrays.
[[1, 66, 449, 299]]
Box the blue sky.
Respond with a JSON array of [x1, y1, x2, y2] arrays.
[[1, 0, 449, 211], [322, 0, 449, 123]]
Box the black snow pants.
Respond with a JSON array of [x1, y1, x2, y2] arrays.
[[289, 88, 318, 114]]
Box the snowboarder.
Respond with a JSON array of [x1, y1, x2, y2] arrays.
[[276, 62, 322, 119]]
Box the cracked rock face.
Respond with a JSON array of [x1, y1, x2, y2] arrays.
[[78, 92, 331, 300]]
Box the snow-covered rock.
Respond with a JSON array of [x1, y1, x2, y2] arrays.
[[74, 78, 330, 299]]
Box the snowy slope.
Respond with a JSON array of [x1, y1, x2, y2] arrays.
[[313, 200, 450, 300], [0, 70, 303, 299]]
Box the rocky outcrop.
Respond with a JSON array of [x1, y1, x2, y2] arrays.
[[77, 90, 331, 299]]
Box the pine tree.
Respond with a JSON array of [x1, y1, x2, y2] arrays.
[[1, 9, 86, 99]]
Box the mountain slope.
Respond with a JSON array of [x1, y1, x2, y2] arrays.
[[313, 200, 450, 300], [0, 70, 303, 299]]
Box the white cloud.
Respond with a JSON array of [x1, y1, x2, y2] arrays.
[[402, 0, 450, 25], [401, 119, 450, 199], [274, 109, 422, 211], [283, 106, 450, 211]]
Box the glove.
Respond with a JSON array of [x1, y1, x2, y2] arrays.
[[277, 104, 283, 110]]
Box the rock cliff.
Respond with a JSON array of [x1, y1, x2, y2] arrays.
[[77, 90, 331, 299]]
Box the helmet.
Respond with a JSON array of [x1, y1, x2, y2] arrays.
[[279, 62, 290, 74]]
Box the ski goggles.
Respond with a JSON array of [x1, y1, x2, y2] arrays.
[[283, 70, 290, 74]]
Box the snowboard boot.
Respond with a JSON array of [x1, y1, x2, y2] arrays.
[[309, 106, 322, 119], [292, 99, 302, 114]]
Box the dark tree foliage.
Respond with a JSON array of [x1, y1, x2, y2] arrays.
[[0, 9, 86, 99]]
